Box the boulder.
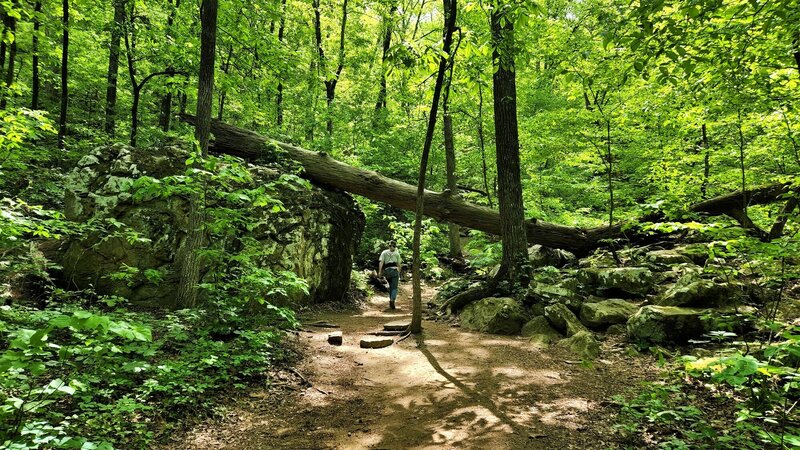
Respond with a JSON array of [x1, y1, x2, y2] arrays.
[[59, 144, 365, 308], [645, 249, 693, 266], [557, 331, 600, 360], [521, 316, 562, 347], [528, 245, 576, 268], [525, 281, 583, 311], [579, 299, 639, 328], [626, 305, 710, 344], [460, 297, 525, 335], [544, 303, 589, 337], [606, 324, 627, 336], [657, 275, 738, 308], [578, 267, 654, 297]]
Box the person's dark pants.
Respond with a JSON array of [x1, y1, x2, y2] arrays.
[[385, 267, 399, 306]]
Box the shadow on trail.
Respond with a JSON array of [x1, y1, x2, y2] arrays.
[[415, 333, 528, 436]]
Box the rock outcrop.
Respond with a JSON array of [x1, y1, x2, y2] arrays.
[[59, 144, 364, 307]]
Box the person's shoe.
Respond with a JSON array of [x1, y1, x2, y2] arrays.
[[389, 300, 395, 310]]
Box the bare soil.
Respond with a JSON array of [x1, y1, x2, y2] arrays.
[[165, 282, 657, 449]]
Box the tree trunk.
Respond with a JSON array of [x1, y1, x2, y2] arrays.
[[58, 0, 69, 149], [701, 123, 710, 199], [181, 115, 797, 253], [409, 0, 457, 334], [275, 0, 286, 126], [442, 38, 462, 259], [374, 1, 397, 111], [105, 0, 125, 136], [158, 0, 179, 131], [477, 83, 493, 208], [176, 0, 217, 309], [31, 0, 41, 110], [491, 1, 527, 280], [1, 11, 16, 109]]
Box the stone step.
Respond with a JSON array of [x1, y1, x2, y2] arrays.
[[369, 330, 402, 336], [360, 336, 393, 349], [327, 331, 342, 345], [383, 321, 411, 331]]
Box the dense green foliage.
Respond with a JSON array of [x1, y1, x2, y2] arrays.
[[0, 0, 798, 447]]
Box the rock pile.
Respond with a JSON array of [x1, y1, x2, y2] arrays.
[[444, 245, 759, 359]]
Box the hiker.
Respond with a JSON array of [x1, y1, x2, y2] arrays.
[[378, 240, 402, 309]]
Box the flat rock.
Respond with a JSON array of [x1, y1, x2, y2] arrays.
[[370, 330, 402, 336], [327, 331, 342, 345], [360, 336, 394, 349], [384, 321, 411, 331]]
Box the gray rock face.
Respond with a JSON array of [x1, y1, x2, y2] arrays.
[[578, 267, 654, 297], [557, 331, 600, 360], [60, 144, 364, 308], [579, 299, 639, 328], [460, 297, 525, 335], [626, 305, 709, 344], [657, 273, 739, 308], [544, 303, 589, 337]]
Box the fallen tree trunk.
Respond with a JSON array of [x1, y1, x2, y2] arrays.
[[180, 115, 796, 254]]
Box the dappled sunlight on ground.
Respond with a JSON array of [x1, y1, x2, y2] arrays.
[[168, 282, 655, 449]]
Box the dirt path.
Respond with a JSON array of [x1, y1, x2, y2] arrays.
[[171, 283, 655, 449]]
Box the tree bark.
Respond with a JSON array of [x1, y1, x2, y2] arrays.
[[31, 0, 41, 110], [700, 123, 710, 199], [442, 36, 462, 259], [105, 0, 125, 136], [176, 0, 217, 309], [158, 0, 180, 131], [1, 10, 16, 109], [491, 1, 527, 280], [374, 1, 397, 111], [408, 0, 457, 334], [58, 0, 68, 149], [275, 0, 286, 126]]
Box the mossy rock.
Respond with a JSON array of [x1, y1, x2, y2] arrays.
[[525, 281, 583, 310], [645, 249, 693, 266], [626, 305, 710, 344], [528, 245, 576, 268], [557, 331, 600, 360], [460, 297, 525, 335], [544, 303, 589, 337], [578, 267, 654, 297], [579, 299, 639, 328], [521, 316, 563, 347], [657, 274, 739, 308]]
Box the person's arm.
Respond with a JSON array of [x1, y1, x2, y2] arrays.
[[378, 251, 384, 277]]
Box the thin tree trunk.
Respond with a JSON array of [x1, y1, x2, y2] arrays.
[[275, 0, 286, 126], [1, 10, 16, 109], [491, 0, 527, 280], [606, 118, 613, 225], [737, 110, 747, 217], [477, 83, 493, 208], [701, 123, 710, 199], [31, 0, 41, 110], [410, 0, 457, 334], [374, 1, 397, 111], [158, 0, 179, 131], [442, 35, 462, 259], [217, 45, 233, 121], [58, 0, 69, 149], [105, 0, 125, 135], [176, 0, 217, 308]]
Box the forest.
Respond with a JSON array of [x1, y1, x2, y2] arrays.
[[0, 0, 799, 448]]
